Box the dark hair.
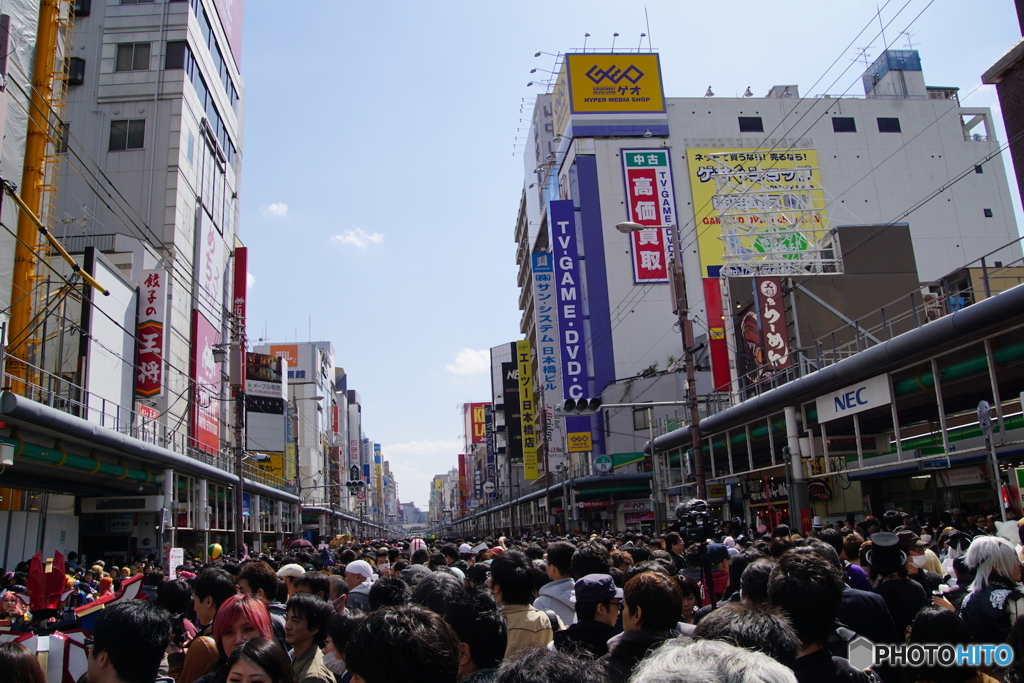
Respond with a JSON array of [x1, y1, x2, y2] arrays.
[[739, 559, 776, 605], [466, 562, 491, 588], [664, 532, 681, 548], [239, 561, 281, 601], [440, 544, 460, 561], [570, 541, 612, 580], [156, 578, 193, 614], [194, 567, 237, 608], [490, 550, 535, 605], [369, 576, 410, 611], [0, 641, 46, 683], [816, 528, 844, 557], [285, 593, 334, 647], [693, 603, 799, 668], [440, 588, 508, 671], [410, 572, 465, 614], [882, 510, 904, 532], [842, 532, 864, 562], [92, 601, 173, 683], [346, 605, 461, 683], [767, 547, 844, 648], [726, 548, 769, 598], [545, 542, 575, 576], [495, 646, 613, 683], [676, 574, 700, 600], [622, 560, 670, 586], [326, 612, 364, 653], [623, 571, 682, 632], [906, 607, 976, 683], [220, 637, 296, 683], [411, 549, 431, 565], [293, 571, 330, 599]]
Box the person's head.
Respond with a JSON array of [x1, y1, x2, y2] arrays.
[[842, 532, 864, 562], [739, 559, 776, 606], [570, 540, 612, 580], [326, 574, 349, 612], [767, 547, 844, 649], [156, 578, 193, 616], [238, 561, 282, 603], [544, 541, 575, 581], [676, 575, 700, 618], [411, 548, 431, 565], [88, 601, 172, 683], [439, 587, 508, 678], [664, 532, 683, 554], [368, 576, 410, 611], [622, 571, 682, 632], [0, 642, 46, 683], [284, 592, 333, 650], [346, 605, 461, 683], [440, 544, 460, 566], [344, 560, 375, 591], [693, 603, 800, 668], [221, 637, 296, 683], [965, 535, 1021, 592], [489, 550, 534, 606], [629, 638, 796, 683], [292, 571, 330, 600], [276, 564, 305, 598], [905, 607, 976, 683], [409, 571, 465, 614], [193, 567, 238, 625], [213, 594, 274, 657], [815, 528, 844, 558], [495, 647, 615, 683], [574, 573, 624, 627]]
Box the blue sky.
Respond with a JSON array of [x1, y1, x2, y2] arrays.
[[237, 0, 1024, 509]]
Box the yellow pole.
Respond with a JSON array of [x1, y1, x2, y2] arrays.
[[7, 0, 60, 392]]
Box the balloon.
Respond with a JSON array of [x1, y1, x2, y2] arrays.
[[208, 543, 223, 560]]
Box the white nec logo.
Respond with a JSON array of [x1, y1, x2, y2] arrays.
[[816, 374, 892, 424]]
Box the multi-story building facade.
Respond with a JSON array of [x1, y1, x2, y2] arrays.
[[452, 46, 1022, 537]]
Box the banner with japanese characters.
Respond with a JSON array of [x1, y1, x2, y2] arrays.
[[136, 269, 167, 398], [531, 253, 565, 462], [754, 277, 792, 370], [621, 148, 678, 284], [685, 148, 824, 278], [189, 310, 222, 455], [517, 340, 540, 481]]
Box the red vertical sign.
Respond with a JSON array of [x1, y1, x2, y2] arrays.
[[232, 247, 248, 384], [190, 311, 222, 455], [755, 278, 792, 370], [703, 278, 731, 392], [624, 167, 670, 282], [136, 269, 167, 398]]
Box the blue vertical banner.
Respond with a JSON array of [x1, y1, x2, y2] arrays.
[[550, 199, 590, 436]]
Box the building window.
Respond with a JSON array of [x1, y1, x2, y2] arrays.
[[56, 121, 70, 154], [109, 119, 145, 151], [738, 116, 764, 133], [115, 43, 151, 72], [975, 165, 984, 174], [984, 208, 994, 218], [877, 117, 901, 133], [633, 407, 653, 431], [832, 117, 856, 133], [165, 41, 188, 70], [66, 57, 86, 85], [72, 0, 91, 16]]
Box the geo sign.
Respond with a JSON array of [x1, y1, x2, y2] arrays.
[[815, 374, 892, 424]]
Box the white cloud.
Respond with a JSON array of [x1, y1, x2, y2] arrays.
[[261, 202, 289, 217], [331, 228, 384, 249], [445, 348, 489, 376], [246, 272, 256, 289]]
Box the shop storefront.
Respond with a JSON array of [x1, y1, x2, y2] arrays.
[[744, 476, 791, 531]]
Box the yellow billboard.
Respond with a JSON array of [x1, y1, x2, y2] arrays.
[[252, 452, 285, 483], [685, 148, 827, 278], [564, 53, 665, 116], [517, 340, 539, 480], [567, 432, 593, 453]]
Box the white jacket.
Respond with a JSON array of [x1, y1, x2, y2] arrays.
[[533, 578, 576, 626]]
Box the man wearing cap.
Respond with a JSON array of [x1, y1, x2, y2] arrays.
[[554, 574, 622, 657], [277, 563, 306, 600], [343, 560, 374, 612], [899, 529, 943, 594]]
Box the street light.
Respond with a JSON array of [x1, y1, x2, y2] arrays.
[[614, 222, 706, 500]]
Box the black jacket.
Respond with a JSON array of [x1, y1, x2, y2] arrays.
[[554, 619, 619, 658], [599, 629, 676, 683], [839, 586, 898, 645], [793, 648, 875, 683]]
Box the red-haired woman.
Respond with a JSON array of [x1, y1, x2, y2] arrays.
[[189, 594, 274, 683]]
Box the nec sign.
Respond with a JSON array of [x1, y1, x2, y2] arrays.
[[815, 374, 892, 424]]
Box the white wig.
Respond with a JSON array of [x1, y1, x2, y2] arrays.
[[630, 638, 796, 683], [965, 535, 1019, 593]]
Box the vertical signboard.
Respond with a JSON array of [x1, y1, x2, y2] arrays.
[[468, 403, 488, 444], [189, 311, 222, 455], [502, 362, 522, 462], [549, 200, 590, 438], [517, 340, 539, 480], [703, 278, 731, 392], [136, 269, 167, 398], [195, 213, 225, 328], [532, 252, 565, 461], [754, 277, 792, 370], [245, 352, 286, 458], [485, 404, 497, 501], [458, 453, 468, 512], [285, 400, 297, 483], [621, 149, 678, 283], [374, 443, 383, 509]]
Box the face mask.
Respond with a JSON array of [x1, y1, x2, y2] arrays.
[[323, 651, 346, 676], [377, 563, 390, 573], [911, 555, 927, 568], [921, 535, 932, 544]]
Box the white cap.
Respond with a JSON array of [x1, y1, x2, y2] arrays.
[[277, 563, 305, 578], [345, 560, 374, 583], [812, 516, 824, 528], [458, 543, 473, 554]]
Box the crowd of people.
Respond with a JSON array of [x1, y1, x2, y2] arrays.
[[1, 507, 1023, 683]]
